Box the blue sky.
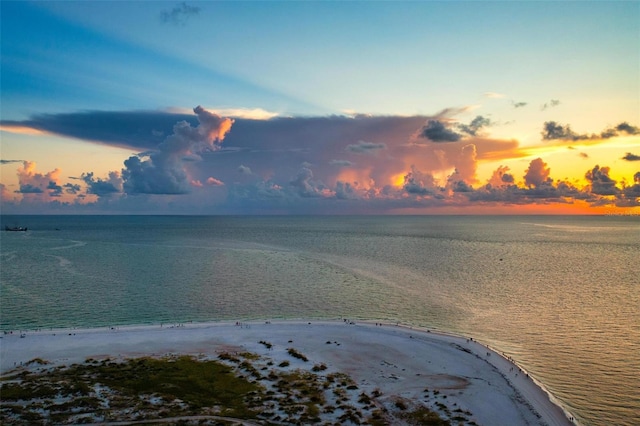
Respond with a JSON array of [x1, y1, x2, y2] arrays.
[[1, 1, 639, 214]]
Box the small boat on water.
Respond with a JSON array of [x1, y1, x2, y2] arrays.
[[5, 226, 28, 232]]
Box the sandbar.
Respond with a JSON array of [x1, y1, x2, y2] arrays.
[[0, 320, 574, 425]]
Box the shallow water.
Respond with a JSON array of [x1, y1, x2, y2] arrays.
[[1, 215, 638, 425]]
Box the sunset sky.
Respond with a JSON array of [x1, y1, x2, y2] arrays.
[[1, 1, 639, 215]]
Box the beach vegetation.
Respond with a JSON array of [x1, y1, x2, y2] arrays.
[[395, 399, 408, 410], [400, 404, 452, 425], [0, 356, 263, 424], [217, 352, 240, 363], [287, 347, 309, 361], [259, 340, 273, 349], [25, 357, 49, 366], [312, 363, 327, 372], [0, 349, 454, 426]]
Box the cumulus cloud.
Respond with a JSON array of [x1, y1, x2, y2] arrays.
[[420, 120, 462, 142], [622, 153, 640, 161], [63, 183, 82, 194], [3, 106, 638, 214], [290, 164, 329, 198], [420, 116, 493, 142], [524, 158, 551, 188], [80, 171, 123, 197], [122, 106, 233, 195], [618, 172, 640, 202], [542, 121, 640, 141], [335, 181, 357, 200], [450, 144, 478, 185], [487, 166, 514, 188], [541, 121, 585, 141], [511, 101, 527, 109], [403, 166, 439, 195], [19, 184, 43, 194], [47, 181, 63, 197], [456, 116, 492, 137], [160, 2, 201, 25], [585, 165, 618, 196], [15, 161, 62, 199], [614, 122, 640, 135]]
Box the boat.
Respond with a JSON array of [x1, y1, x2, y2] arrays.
[[5, 226, 28, 232]]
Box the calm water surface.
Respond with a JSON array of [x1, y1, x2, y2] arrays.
[[1, 215, 638, 425]]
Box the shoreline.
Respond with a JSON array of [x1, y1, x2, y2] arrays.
[[1, 319, 576, 425]]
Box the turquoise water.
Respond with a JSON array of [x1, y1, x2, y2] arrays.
[[1, 215, 638, 425]]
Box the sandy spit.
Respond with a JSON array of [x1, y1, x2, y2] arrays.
[[0, 319, 575, 425]]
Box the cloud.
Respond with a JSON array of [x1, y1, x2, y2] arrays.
[[206, 108, 279, 120], [160, 2, 201, 25], [206, 177, 224, 186], [487, 166, 513, 188], [345, 141, 387, 154], [332, 181, 350, 199], [289, 164, 330, 198], [63, 183, 82, 194], [448, 144, 478, 185], [403, 166, 438, 195], [622, 152, 640, 161], [540, 99, 560, 111], [15, 161, 63, 199], [419, 115, 493, 142], [121, 106, 233, 195], [585, 165, 618, 196], [484, 92, 506, 99], [541, 121, 585, 141], [420, 120, 462, 142], [579, 152, 589, 159], [1, 159, 23, 164], [4, 106, 638, 214], [18, 184, 44, 194], [456, 116, 492, 137], [1, 110, 187, 150], [615, 122, 640, 135], [511, 101, 527, 109], [80, 171, 123, 196], [238, 165, 253, 175], [542, 121, 640, 141], [524, 158, 551, 188], [330, 160, 354, 167], [47, 181, 63, 197]]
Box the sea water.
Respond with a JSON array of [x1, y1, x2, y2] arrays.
[[0, 215, 638, 425]]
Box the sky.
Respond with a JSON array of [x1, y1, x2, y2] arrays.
[[1, 0, 639, 215]]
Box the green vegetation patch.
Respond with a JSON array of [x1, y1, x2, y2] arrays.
[[400, 405, 452, 425], [1, 355, 263, 424], [92, 356, 260, 413], [287, 347, 309, 362]]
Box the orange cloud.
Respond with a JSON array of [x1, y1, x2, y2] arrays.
[[0, 125, 49, 136]]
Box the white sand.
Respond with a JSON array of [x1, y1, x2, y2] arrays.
[[0, 320, 574, 425]]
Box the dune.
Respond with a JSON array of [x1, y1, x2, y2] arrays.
[[0, 320, 574, 425]]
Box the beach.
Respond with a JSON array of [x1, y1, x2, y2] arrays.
[[0, 320, 573, 425]]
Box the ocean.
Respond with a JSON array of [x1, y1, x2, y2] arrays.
[[0, 215, 638, 425]]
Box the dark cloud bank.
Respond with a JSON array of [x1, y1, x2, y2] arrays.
[[2, 107, 639, 214]]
